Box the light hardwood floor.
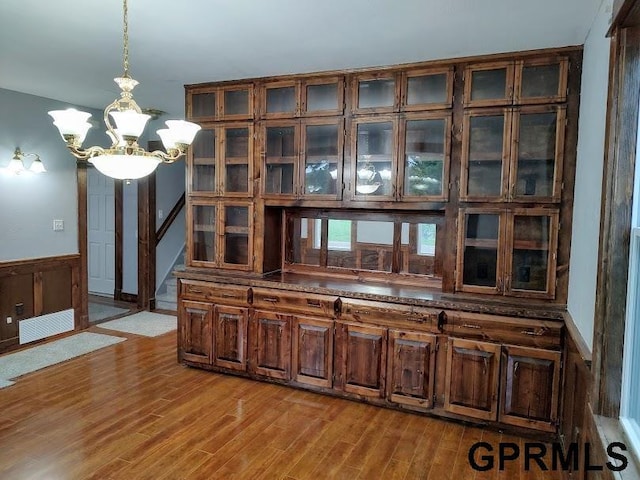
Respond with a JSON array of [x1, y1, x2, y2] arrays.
[[0, 326, 563, 479]]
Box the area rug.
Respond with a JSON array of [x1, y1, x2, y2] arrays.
[[0, 332, 126, 388], [88, 302, 130, 323], [97, 311, 176, 337]]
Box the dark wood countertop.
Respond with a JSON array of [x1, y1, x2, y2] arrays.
[[175, 269, 566, 321]]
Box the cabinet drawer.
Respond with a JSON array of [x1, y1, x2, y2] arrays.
[[180, 280, 250, 306], [442, 311, 562, 349], [341, 299, 439, 331], [252, 288, 338, 317]]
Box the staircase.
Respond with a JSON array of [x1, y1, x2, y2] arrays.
[[155, 248, 185, 312]]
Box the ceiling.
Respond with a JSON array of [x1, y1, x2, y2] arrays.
[[0, 0, 604, 119]]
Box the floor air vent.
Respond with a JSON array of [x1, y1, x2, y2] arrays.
[[19, 309, 75, 344]]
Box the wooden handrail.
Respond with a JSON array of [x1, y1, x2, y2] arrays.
[[156, 192, 185, 246]]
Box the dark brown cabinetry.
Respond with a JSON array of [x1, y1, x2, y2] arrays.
[[444, 338, 501, 421], [499, 344, 561, 432], [291, 315, 334, 388], [249, 310, 292, 380], [178, 300, 213, 365], [214, 305, 248, 371], [179, 46, 580, 436], [386, 330, 437, 410], [335, 322, 387, 398]]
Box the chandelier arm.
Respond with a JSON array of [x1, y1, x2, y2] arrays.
[[150, 149, 182, 163], [67, 145, 107, 161]]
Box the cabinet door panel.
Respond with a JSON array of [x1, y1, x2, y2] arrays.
[[338, 323, 387, 398], [214, 306, 248, 371], [444, 338, 500, 420], [500, 345, 560, 432], [292, 316, 334, 388], [250, 310, 291, 380], [178, 300, 213, 365], [387, 330, 436, 409]]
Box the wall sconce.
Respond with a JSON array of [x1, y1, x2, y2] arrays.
[[6, 148, 46, 174]]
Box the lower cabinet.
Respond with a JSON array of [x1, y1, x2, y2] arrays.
[[249, 310, 292, 380], [386, 330, 437, 410], [213, 305, 248, 371], [444, 338, 501, 421], [178, 282, 563, 435], [291, 315, 334, 388], [499, 344, 561, 432], [443, 337, 561, 430], [179, 300, 213, 365], [336, 322, 387, 398]]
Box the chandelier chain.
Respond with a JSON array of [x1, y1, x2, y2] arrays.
[[123, 0, 129, 77]]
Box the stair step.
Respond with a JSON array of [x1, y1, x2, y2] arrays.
[[165, 282, 178, 296], [156, 292, 176, 302], [156, 300, 177, 312], [174, 264, 186, 271]]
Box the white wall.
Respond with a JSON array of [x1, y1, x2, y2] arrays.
[[567, 0, 612, 351], [0, 88, 103, 262]]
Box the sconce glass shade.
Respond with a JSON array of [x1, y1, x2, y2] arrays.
[[29, 158, 46, 173], [7, 157, 26, 174]]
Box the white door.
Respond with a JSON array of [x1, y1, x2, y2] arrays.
[[88, 168, 116, 295]]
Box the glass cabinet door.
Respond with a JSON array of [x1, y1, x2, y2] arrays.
[[221, 203, 253, 270], [515, 57, 568, 104], [221, 125, 252, 197], [352, 117, 396, 200], [302, 77, 344, 116], [510, 106, 564, 202], [400, 113, 451, 201], [457, 210, 503, 294], [263, 122, 299, 197], [189, 128, 218, 195], [301, 119, 343, 199], [221, 85, 254, 119], [402, 67, 453, 111], [464, 62, 514, 107], [262, 81, 299, 118], [461, 109, 511, 201], [352, 74, 398, 114], [190, 203, 217, 265], [188, 89, 217, 120], [505, 210, 558, 298]]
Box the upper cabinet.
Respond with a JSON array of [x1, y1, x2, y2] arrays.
[[460, 105, 566, 203], [350, 112, 451, 202], [188, 83, 255, 121], [401, 66, 454, 111], [464, 56, 568, 107], [188, 122, 254, 198], [351, 67, 453, 114], [260, 77, 345, 119], [352, 72, 399, 114], [261, 117, 344, 200]]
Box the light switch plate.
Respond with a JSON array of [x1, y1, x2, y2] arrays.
[[53, 219, 64, 231]]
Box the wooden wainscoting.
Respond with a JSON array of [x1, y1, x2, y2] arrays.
[[0, 254, 82, 352], [560, 312, 597, 480]]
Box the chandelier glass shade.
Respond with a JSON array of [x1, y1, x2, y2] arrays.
[[48, 0, 200, 180]]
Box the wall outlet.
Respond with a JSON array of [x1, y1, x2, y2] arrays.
[[158, 209, 164, 220], [53, 219, 64, 231], [6, 317, 12, 324]]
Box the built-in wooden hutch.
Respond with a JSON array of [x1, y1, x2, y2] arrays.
[[177, 45, 581, 437]]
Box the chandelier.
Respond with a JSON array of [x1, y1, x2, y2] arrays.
[[48, 0, 201, 180]]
